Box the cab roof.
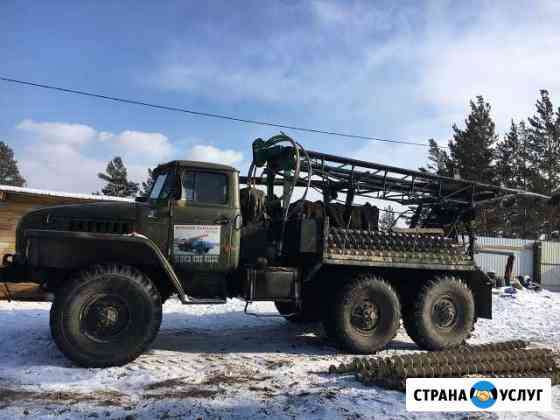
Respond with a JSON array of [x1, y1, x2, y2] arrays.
[[154, 160, 238, 174]]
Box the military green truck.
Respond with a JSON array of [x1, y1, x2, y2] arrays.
[[0, 134, 551, 367]]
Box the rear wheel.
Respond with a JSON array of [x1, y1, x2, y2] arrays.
[[323, 274, 400, 354], [50, 264, 162, 367], [403, 276, 475, 350]]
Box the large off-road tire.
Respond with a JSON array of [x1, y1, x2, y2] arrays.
[[50, 264, 162, 367], [274, 301, 321, 323], [323, 274, 400, 354], [403, 276, 475, 351]]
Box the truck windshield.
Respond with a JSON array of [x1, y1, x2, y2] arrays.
[[149, 174, 173, 200]]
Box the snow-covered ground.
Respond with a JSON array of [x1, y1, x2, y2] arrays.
[[1, 288, 559, 419]]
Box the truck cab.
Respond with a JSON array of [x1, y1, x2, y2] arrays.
[[0, 159, 246, 367], [145, 161, 241, 300]]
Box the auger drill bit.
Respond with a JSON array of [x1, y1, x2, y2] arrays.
[[328, 340, 530, 375]]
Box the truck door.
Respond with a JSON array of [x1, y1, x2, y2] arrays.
[[171, 168, 240, 299], [143, 172, 175, 254]]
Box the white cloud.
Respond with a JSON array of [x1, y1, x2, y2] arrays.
[[19, 143, 106, 193], [17, 119, 97, 145], [15, 120, 173, 193], [155, 1, 560, 160], [187, 145, 243, 166], [415, 2, 560, 133], [155, 3, 412, 114], [14, 120, 244, 194], [112, 130, 173, 163]]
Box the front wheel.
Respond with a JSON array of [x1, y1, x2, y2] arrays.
[[323, 274, 400, 354], [50, 264, 162, 367]]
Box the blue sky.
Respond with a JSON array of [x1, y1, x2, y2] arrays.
[[1, 0, 559, 193]]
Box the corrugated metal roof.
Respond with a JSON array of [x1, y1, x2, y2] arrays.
[[0, 185, 134, 202]]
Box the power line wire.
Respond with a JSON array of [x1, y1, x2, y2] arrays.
[[0, 76, 446, 149]]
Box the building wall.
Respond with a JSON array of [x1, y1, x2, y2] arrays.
[[474, 236, 535, 280], [471, 236, 560, 291], [540, 241, 560, 291]]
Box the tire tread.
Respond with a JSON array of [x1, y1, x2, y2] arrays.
[[323, 274, 400, 354], [50, 263, 162, 367], [403, 275, 474, 350]]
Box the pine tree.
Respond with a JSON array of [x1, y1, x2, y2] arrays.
[[527, 90, 560, 196], [526, 90, 560, 238], [140, 168, 155, 197], [0, 141, 26, 186], [517, 121, 533, 190], [444, 96, 498, 233], [98, 157, 139, 197], [494, 121, 534, 237], [496, 121, 532, 189], [423, 139, 454, 176], [379, 205, 396, 230], [448, 96, 498, 183]]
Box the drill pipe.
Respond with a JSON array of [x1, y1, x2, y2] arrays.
[[328, 340, 529, 374], [356, 351, 555, 384], [362, 368, 560, 391], [356, 349, 553, 381]]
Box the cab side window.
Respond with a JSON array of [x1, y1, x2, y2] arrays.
[[150, 173, 177, 200], [182, 171, 228, 204]]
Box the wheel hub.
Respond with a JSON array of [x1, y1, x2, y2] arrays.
[[82, 296, 131, 341], [432, 297, 457, 329], [351, 300, 379, 332], [98, 305, 119, 326]]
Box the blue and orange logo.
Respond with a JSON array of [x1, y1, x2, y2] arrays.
[[470, 380, 498, 409]]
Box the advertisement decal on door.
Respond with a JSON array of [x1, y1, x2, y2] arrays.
[[173, 224, 221, 264]]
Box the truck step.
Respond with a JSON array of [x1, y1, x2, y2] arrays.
[[182, 297, 227, 305]]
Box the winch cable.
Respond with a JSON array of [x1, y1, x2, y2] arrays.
[[264, 134, 301, 256], [287, 140, 313, 218]]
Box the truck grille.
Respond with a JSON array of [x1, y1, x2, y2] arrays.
[[68, 219, 133, 234], [47, 216, 133, 234]]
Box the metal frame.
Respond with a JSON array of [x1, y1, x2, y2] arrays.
[[242, 148, 549, 207]]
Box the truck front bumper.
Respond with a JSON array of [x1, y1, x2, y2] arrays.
[[0, 254, 51, 302], [0, 254, 28, 283]]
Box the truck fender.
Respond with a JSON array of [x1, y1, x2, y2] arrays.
[[24, 229, 187, 303]]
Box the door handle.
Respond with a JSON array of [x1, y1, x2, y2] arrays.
[[214, 216, 230, 225]]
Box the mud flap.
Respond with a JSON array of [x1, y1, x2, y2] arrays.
[[468, 269, 493, 319]]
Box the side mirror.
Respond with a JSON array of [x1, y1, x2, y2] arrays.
[[135, 196, 148, 203]]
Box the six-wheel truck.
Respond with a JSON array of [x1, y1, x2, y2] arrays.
[[0, 134, 551, 367]]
